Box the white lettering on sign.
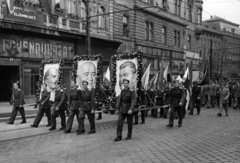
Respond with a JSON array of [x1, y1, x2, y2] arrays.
[[2, 38, 74, 59], [13, 12, 36, 20]]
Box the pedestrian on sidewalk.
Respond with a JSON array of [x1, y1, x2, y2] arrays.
[[49, 81, 67, 131], [166, 80, 186, 128], [31, 83, 51, 128], [77, 81, 96, 135], [6, 82, 26, 125], [217, 83, 230, 117], [114, 79, 136, 141], [64, 81, 81, 134]]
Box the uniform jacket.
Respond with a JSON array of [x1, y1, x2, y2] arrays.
[[170, 87, 186, 107], [80, 88, 95, 111], [164, 88, 171, 105], [220, 87, 230, 104], [11, 89, 25, 107], [53, 89, 67, 110], [38, 90, 50, 109], [234, 85, 240, 98], [68, 88, 81, 110], [192, 86, 201, 100], [155, 89, 164, 106], [117, 88, 136, 114]]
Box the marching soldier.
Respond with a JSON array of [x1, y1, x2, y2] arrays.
[[163, 83, 171, 119], [134, 87, 146, 125], [49, 81, 67, 131], [155, 85, 165, 118], [31, 83, 51, 127], [64, 81, 81, 134], [6, 82, 26, 124], [78, 81, 96, 135], [114, 79, 136, 141], [166, 80, 186, 128], [189, 81, 201, 115]]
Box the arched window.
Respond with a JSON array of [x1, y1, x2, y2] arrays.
[[81, 2, 86, 19], [67, 0, 76, 14], [98, 6, 106, 29]]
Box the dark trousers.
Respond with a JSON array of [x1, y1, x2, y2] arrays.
[[210, 95, 215, 107], [116, 113, 133, 138], [33, 109, 51, 126], [237, 97, 240, 109], [228, 95, 232, 107], [215, 96, 220, 107], [9, 106, 26, 123], [65, 110, 79, 132], [134, 111, 145, 123], [51, 110, 66, 128], [78, 110, 95, 132], [190, 99, 201, 114], [163, 107, 170, 118], [169, 106, 183, 126]]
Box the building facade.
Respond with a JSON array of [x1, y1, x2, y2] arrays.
[[114, 0, 203, 79], [0, 0, 120, 103]]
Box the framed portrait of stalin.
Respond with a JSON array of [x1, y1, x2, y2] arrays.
[[36, 59, 64, 101], [72, 54, 101, 97], [110, 52, 142, 108]]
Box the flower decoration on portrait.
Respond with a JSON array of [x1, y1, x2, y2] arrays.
[[36, 58, 64, 102], [72, 54, 102, 100], [110, 51, 143, 108]]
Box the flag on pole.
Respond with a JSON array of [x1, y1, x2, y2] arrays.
[[142, 63, 151, 89], [198, 61, 209, 85], [149, 73, 158, 86], [4, 0, 14, 15], [176, 75, 183, 83], [103, 67, 110, 86]]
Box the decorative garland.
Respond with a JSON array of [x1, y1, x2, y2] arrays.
[[72, 54, 102, 100], [110, 51, 143, 108], [36, 58, 64, 102]]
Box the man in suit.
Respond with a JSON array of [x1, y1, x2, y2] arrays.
[[217, 83, 230, 117], [114, 79, 136, 141], [64, 81, 81, 133], [166, 80, 186, 128], [31, 83, 51, 127], [6, 82, 26, 124], [49, 81, 67, 131], [78, 81, 96, 135], [189, 81, 201, 115]]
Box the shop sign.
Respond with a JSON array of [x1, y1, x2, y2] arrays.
[[0, 34, 74, 60], [3, 2, 44, 26]]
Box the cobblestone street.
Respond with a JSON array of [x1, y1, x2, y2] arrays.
[[0, 107, 240, 163]]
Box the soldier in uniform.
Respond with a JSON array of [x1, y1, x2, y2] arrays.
[[163, 83, 171, 119], [134, 87, 146, 125], [78, 81, 96, 135], [114, 79, 136, 141], [166, 80, 186, 128], [64, 81, 81, 133], [155, 85, 165, 118], [189, 81, 201, 115], [49, 81, 67, 131], [6, 82, 26, 124], [31, 83, 51, 127]]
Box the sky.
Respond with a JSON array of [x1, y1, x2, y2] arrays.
[[202, 0, 240, 25]]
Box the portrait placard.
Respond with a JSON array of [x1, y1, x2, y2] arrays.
[[110, 52, 142, 108]]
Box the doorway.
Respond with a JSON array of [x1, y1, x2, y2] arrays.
[[0, 66, 19, 102]]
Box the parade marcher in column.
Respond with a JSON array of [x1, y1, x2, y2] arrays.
[[166, 80, 186, 128], [208, 82, 216, 108], [78, 81, 96, 135], [179, 82, 187, 119], [145, 85, 154, 117], [150, 86, 157, 117], [217, 83, 230, 117], [49, 82, 66, 131], [234, 81, 240, 109], [155, 85, 165, 118], [215, 82, 221, 108], [114, 79, 136, 141], [134, 87, 146, 125], [189, 81, 201, 115], [31, 83, 51, 127], [62, 83, 70, 117], [6, 82, 26, 124], [64, 81, 81, 134], [163, 83, 171, 119], [228, 82, 233, 107]]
